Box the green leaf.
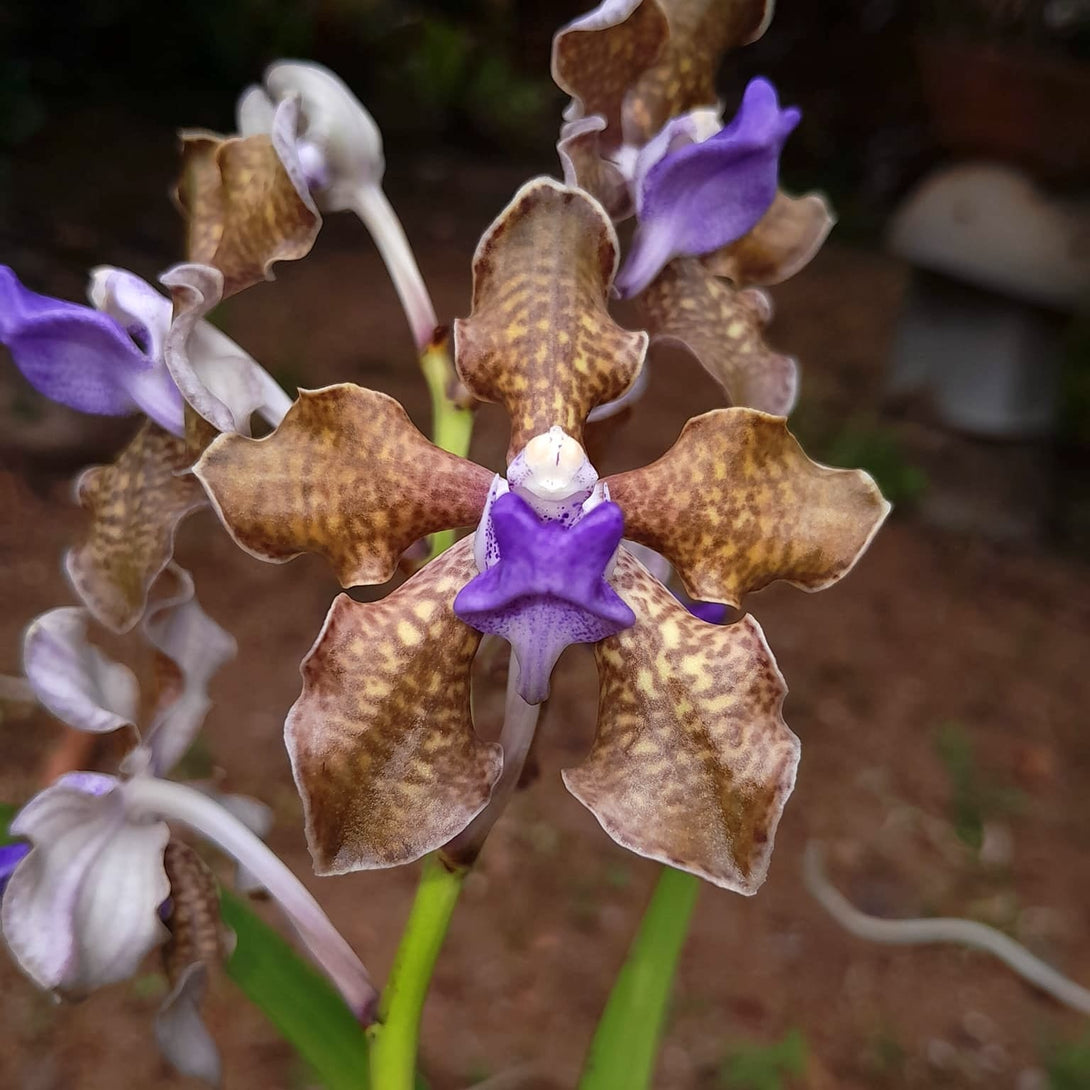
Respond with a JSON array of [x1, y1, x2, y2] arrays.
[[578, 866, 700, 1090], [1044, 1030, 1090, 1089], [720, 1029, 808, 1089], [0, 802, 17, 842], [220, 889, 371, 1090]]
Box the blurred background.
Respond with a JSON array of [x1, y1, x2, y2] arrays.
[[1, 1, 1090, 1087]]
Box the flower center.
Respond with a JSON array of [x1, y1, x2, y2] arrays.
[[455, 429, 634, 703]]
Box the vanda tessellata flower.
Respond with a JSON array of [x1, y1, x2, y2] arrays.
[[0, 262, 292, 635], [2, 572, 374, 1082], [552, 0, 835, 416], [0, 263, 290, 439], [178, 60, 437, 350], [194, 178, 889, 892]]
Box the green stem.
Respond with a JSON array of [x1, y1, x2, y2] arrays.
[[367, 854, 467, 1089], [578, 867, 701, 1090], [421, 339, 474, 560], [367, 337, 476, 1085]]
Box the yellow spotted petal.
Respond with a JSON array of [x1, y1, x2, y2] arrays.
[[605, 408, 891, 607], [175, 129, 320, 298], [286, 538, 502, 873], [194, 384, 493, 587], [65, 423, 207, 634], [564, 548, 798, 892], [455, 178, 647, 460], [625, 0, 773, 142], [552, 0, 669, 148], [639, 257, 797, 414], [702, 190, 834, 288]]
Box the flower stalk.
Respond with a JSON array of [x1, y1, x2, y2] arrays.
[[367, 852, 467, 1090], [123, 776, 377, 1021], [368, 657, 539, 1085], [443, 662, 541, 867], [421, 334, 474, 559], [349, 184, 438, 354]]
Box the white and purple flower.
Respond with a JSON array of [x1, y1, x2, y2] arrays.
[[237, 61, 438, 350], [0, 263, 291, 437], [1, 589, 375, 1083]]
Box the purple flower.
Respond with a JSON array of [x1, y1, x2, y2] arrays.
[[688, 600, 729, 625], [0, 842, 30, 898], [615, 79, 801, 298], [0, 263, 293, 440], [454, 492, 635, 704], [0, 266, 185, 434]]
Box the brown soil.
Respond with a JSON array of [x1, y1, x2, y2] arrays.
[[1, 116, 1089, 1090]]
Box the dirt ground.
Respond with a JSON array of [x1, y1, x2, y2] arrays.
[[1, 112, 1089, 1090]]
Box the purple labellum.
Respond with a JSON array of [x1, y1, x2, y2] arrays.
[[0, 266, 184, 434], [688, 600, 729, 625], [454, 492, 635, 704], [0, 842, 30, 898], [616, 78, 801, 298]]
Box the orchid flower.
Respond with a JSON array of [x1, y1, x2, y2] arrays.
[[193, 179, 889, 892], [0, 264, 289, 439], [0, 262, 292, 633], [611, 79, 800, 298], [0, 265, 184, 435], [2, 577, 375, 1083], [179, 60, 437, 350], [553, 0, 835, 415]]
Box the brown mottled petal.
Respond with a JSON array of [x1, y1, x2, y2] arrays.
[[703, 191, 835, 288], [175, 127, 320, 298], [286, 537, 502, 873], [160, 840, 227, 983], [157, 840, 226, 1085], [640, 257, 797, 415], [194, 384, 492, 587], [564, 548, 798, 892], [455, 178, 648, 460], [552, 0, 669, 148], [624, 0, 773, 142], [183, 405, 219, 460], [605, 408, 891, 607], [557, 116, 633, 220], [65, 423, 207, 634]]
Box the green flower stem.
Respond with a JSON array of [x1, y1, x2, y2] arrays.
[[421, 338, 474, 560], [367, 338, 475, 1085], [367, 853, 467, 1089], [578, 866, 701, 1090]]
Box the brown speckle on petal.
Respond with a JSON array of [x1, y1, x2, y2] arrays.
[[455, 178, 647, 461], [286, 538, 502, 873], [552, 0, 669, 147], [564, 548, 798, 893], [175, 129, 320, 299], [65, 422, 207, 634], [160, 839, 228, 983], [624, 0, 773, 142], [605, 408, 891, 607], [194, 384, 493, 588], [640, 257, 798, 415]]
